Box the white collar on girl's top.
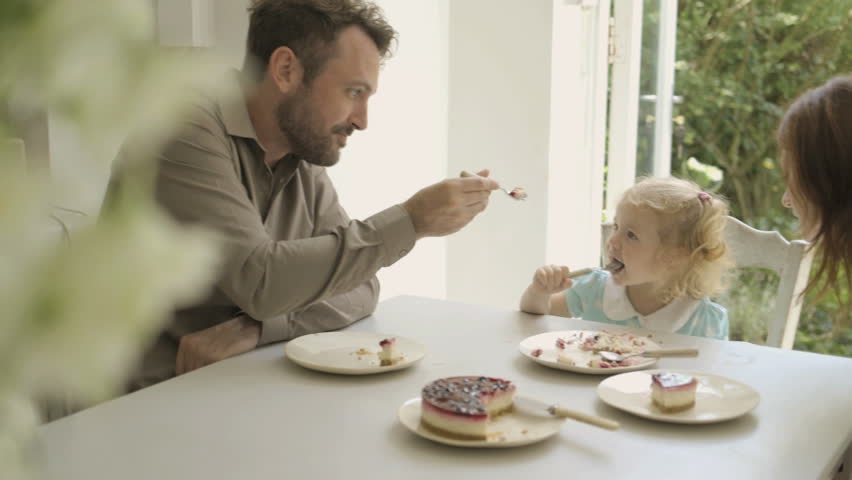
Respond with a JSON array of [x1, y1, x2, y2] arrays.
[[602, 275, 700, 333]]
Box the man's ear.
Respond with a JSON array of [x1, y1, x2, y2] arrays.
[[268, 46, 304, 94]]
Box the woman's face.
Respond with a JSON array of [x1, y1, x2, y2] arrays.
[[782, 166, 819, 240]]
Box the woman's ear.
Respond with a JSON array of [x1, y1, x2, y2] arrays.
[[267, 46, 304, 94]]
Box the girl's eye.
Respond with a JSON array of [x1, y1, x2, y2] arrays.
[[627, 231, 638, 240], [348, 88, 363, 98]]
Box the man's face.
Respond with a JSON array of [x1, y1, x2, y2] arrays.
[[276, 26, 380, 167]]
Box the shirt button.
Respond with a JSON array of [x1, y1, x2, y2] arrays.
[[399, 249, 408, 257]]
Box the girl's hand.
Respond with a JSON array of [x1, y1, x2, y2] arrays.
[[532, 264, 574, 294]]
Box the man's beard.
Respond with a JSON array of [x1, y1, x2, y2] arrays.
[[275, 88, 352, 167]]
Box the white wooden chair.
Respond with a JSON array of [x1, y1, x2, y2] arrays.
[[723, 216, 813, 349], [601, 217, 814, 348]]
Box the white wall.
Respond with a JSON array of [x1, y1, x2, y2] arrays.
[[445, 0, 552, 308], [328, 0, 450, 302], [445, 0, 607, 309], [210, 0, 250, 69], [547, 1, 609, 272]]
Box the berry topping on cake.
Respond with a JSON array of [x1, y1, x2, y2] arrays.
[[420, 376, 516, 439], [651, 373, 698, 412]]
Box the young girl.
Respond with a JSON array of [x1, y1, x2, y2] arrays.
[[520, 176, 733, 340]]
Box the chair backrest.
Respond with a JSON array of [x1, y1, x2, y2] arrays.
[[600, 217, 813, 348], [722, 216, 813, 348]]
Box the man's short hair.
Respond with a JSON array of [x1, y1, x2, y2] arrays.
[[243, 0, 397, 84]]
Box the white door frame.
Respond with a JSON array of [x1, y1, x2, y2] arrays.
[[651, 0, 678, 177], [605, 0, 644, 218], [605, 0, 678, 221]]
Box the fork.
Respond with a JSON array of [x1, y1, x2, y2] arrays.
[[565, 259, 623, 279], [598, 348, 699, 363], [460, 170, 526, 200]]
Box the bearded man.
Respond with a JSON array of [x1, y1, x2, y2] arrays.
[[109, 0, 497, 390]]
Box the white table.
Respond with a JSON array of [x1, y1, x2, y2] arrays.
[[39, 295, 852, 479]]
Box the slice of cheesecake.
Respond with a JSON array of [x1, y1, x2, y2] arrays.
[[378, 338, 397, 366], [651, 373, 697, 412], [420, 376, 516, 439]]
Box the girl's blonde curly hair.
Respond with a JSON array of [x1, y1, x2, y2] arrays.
[[619, 176, 733, 301]]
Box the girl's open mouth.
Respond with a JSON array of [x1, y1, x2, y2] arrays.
[[607, 258, 625, 273]]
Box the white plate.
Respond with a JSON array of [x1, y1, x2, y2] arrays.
[[284, 332, 425, 375], [519, 330, 661, 375], [397, 398, 564, 448], [597, 369, 760, 424]]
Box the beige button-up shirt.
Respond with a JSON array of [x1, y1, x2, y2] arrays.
[[122, 71, 416, 388]]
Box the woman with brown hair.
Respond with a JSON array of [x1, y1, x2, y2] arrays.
[[778, 75, 852, 315]]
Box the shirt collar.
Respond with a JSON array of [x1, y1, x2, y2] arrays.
[[219, 69, 260, 141], [602, 275, 700, 333]]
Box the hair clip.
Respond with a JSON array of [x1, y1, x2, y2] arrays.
[[698, 192, 711, 203]]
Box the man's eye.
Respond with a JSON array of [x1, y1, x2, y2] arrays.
[[627, 231, 638, 240], [348, 88, 363, 98], [612, 223, 619, 231]]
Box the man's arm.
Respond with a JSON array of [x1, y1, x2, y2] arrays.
[[153, 116, 414, 321], [257, 169, 380, 344], [257, 276, 379, 345], [175, 276, 378, 375]]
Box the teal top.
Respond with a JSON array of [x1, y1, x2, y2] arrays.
[[564, 269, 729, 340]]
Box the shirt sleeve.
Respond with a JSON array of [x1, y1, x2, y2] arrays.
[[256, 168, 383, 344], [565, 270, 606, 318], [152, 111, 415, 323], [257, 277, 379, 345], [680, 300, 729, 340]]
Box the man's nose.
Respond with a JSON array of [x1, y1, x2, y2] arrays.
[[350, 100, 368, 131]]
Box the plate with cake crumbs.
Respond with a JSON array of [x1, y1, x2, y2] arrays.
[[284, 332, 425, 375], [597, 369, 760, 424], [519, 330, 662, 374], [398, 398, 563, 448]]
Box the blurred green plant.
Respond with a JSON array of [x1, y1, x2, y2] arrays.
[[0, 1, 224, 477], [670, 0, 852, 356], [680, 156, 724, 192]]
